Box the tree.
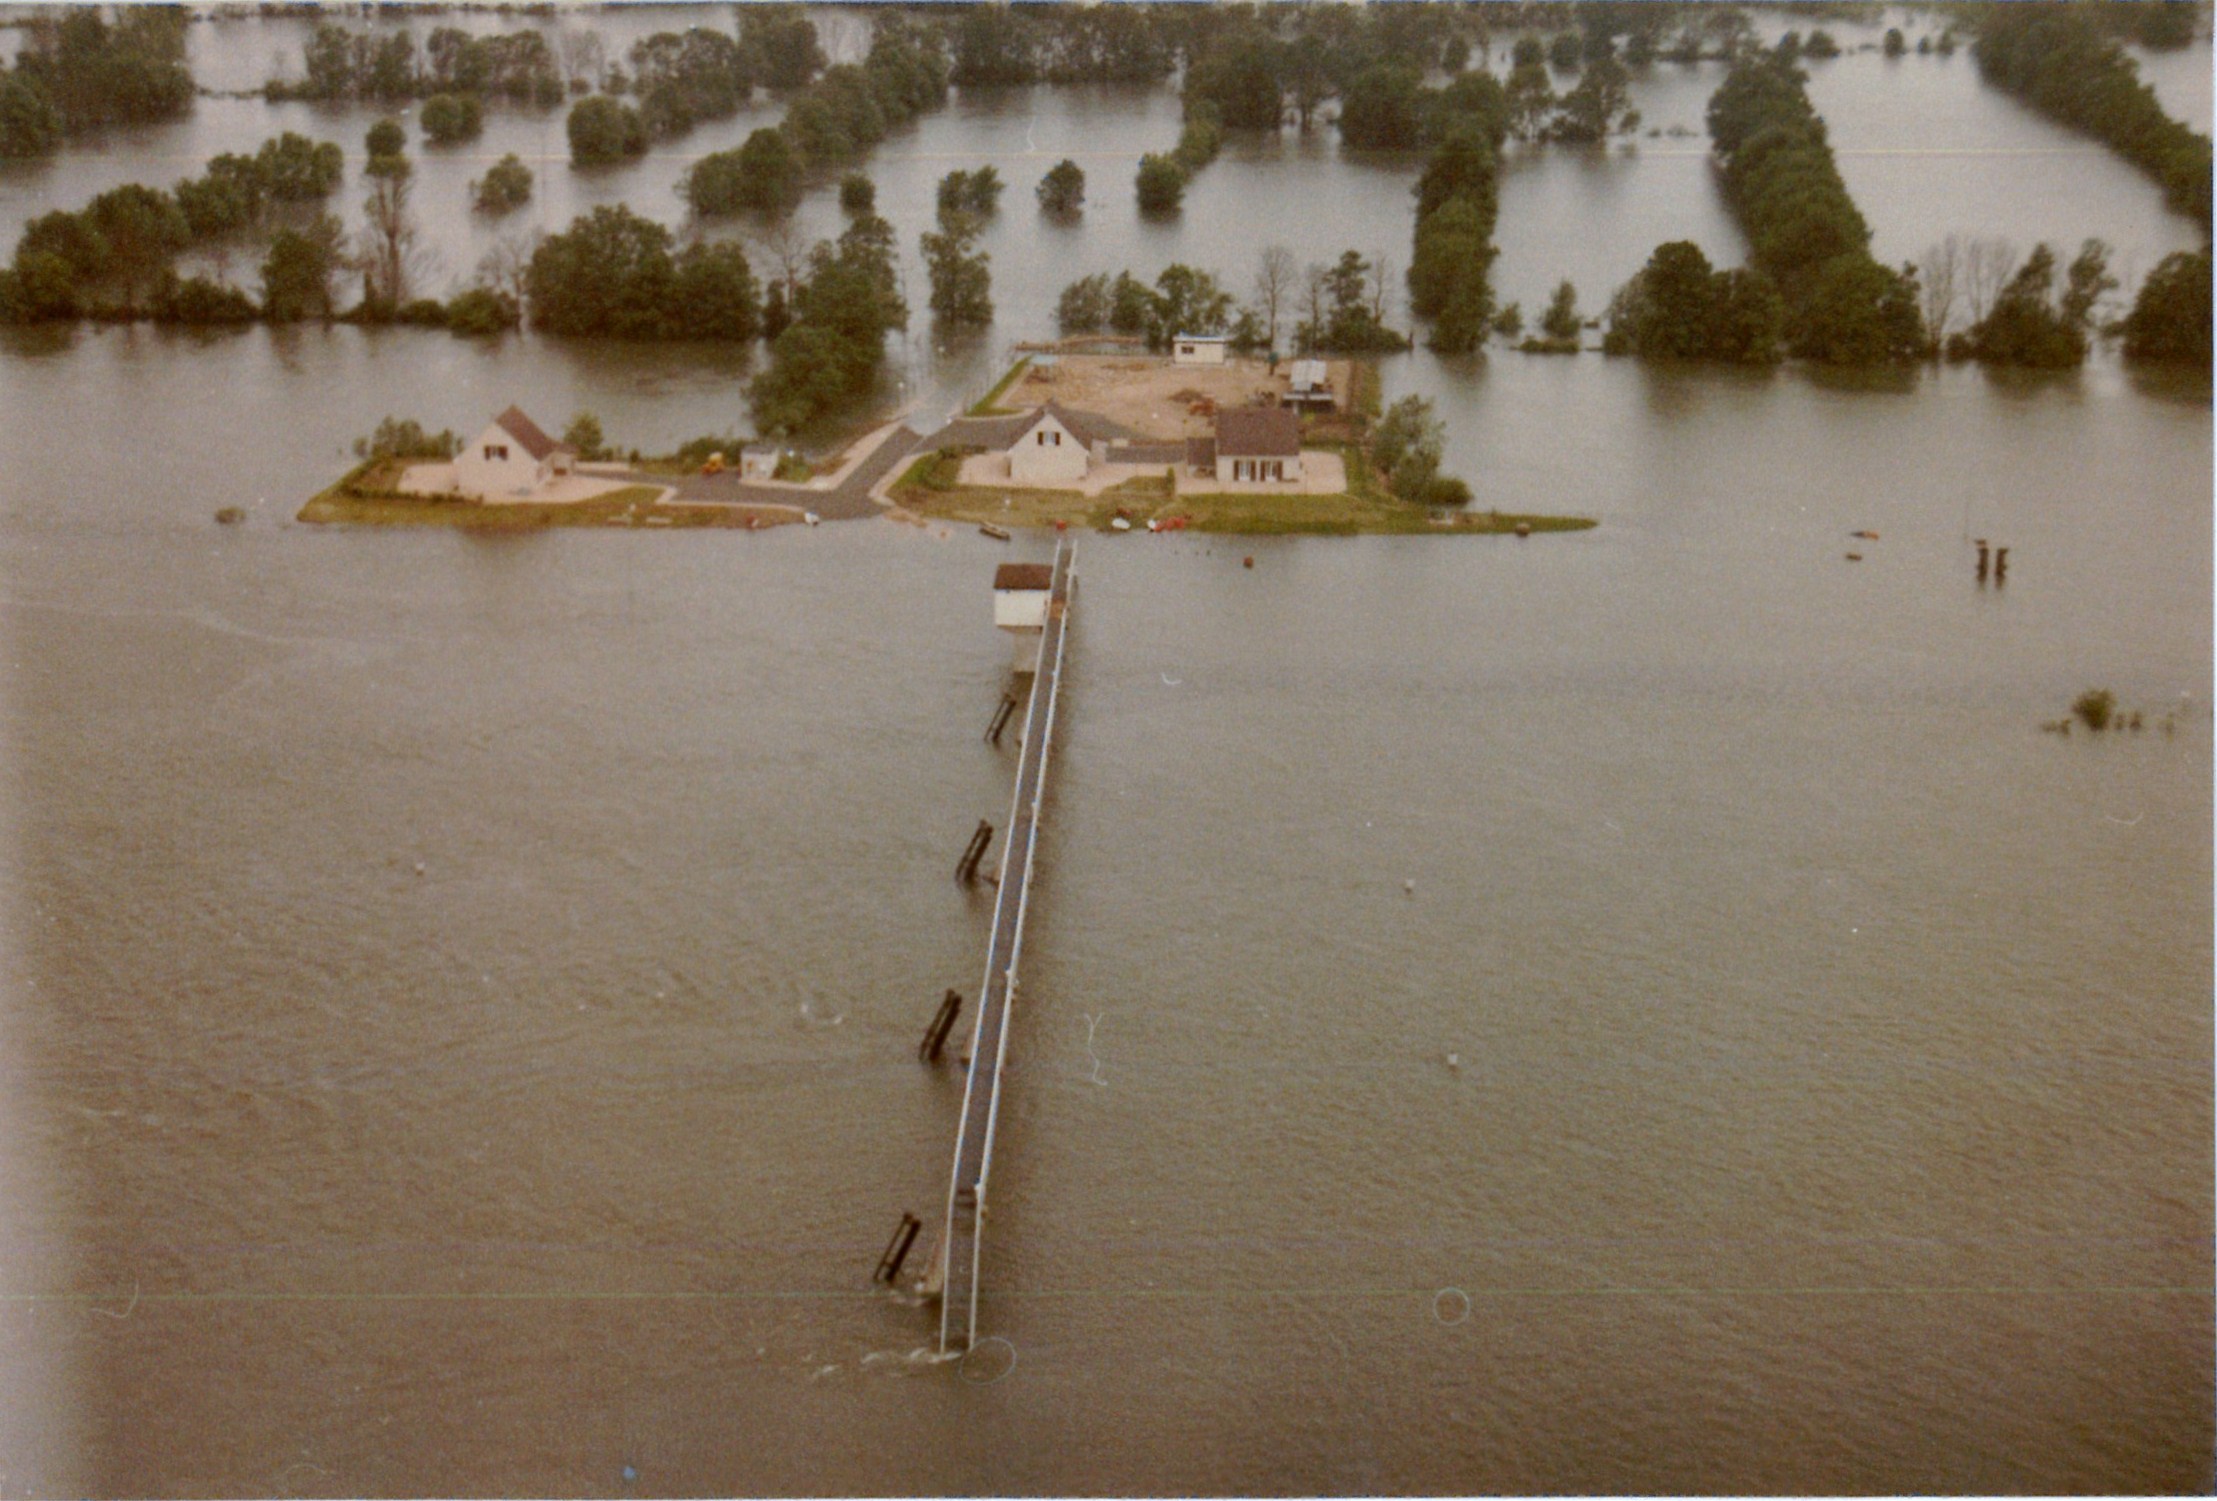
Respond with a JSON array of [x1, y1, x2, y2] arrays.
[[1540, 280, 1581, 341], [420, 93, 482, 145], [1037, 159, 1085, 215], [0, 73, 62, 158], [526, 205, 681, 337], [1253, 244, 1296, 355], [839, 173, 875, 214], [1057, 272, 1110, 333], [365, 117, 405, 160], [2120, 249, 2211, 364], [83, 183, 190, 312], [1917, 235, 1960, 351], [1883, 27, 1906, 58], [921, 215, 991, 326], [1550, 53, 1634, 141], [1151, 263, 1233, 345], [562, 412, 607, 460], [1135, 153, 1187, 215], [257, 132, 343, 200], [1372, 395, 1445, 502], [685, 129, 801, 217], [2060, 238, 2116, 330], [443, 285, 519, 335], [1963, 237, 2018, 327], [674, 240, 761, 340], [1955, 244, 2085, 366], [1339, 63, 1425, 150], [260, 215, 342, 321], [567, 96, 646, 165], [473, 154, 533, 214], [356, 167, 422, 310], [936, 166, 1003, 220]]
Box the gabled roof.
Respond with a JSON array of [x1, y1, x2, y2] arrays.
[[994, 562, 1055, 592], [491, 405, 569, 460], [1013, 401, 1117, 452], [1215, 406, 1301, 458]]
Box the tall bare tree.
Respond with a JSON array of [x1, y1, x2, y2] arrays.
[[1253, 244, 1296, 354], [359, 168, 421, 306], [1368, 249, 1396, 325], [1963, 237, 2020, 328], [1300, 261, 1330, 352], [747, 217, 809, 301], [558, 29, 604, 93], [476, 230, 539, 307], [1918, 234, 1960, 349]]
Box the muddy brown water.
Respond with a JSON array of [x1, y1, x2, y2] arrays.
[[0, 5, 2207, 1494]]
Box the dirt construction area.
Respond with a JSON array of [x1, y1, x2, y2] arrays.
[[1009, 353, 1352, 441]]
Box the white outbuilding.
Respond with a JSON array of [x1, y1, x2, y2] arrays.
[[1171, 333, 1229, 366], [453, 406, 574, 498]]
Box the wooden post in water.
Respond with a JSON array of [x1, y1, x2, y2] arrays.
[[956, 820, 994, 882], [920, 989, 964, 1062], [985, 694, 1019, 745], [874, 1213, 922, 1284], [1994, 546, 2009, 583]]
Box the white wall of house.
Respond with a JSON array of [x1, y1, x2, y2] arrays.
[[1225, 455, 1304, 483], [453, 423, 546, 497], [1008, 413, 1089, 484], [1173, 339, 1228, 366]]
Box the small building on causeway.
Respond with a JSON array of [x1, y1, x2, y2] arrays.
[[1214, 406, 1303, 484], [1171, 333, 1230, 367], [453, 406, 574, 498], [739, 444, 780, 481]]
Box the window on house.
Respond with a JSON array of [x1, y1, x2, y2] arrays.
[[486, 444, 509, 461]]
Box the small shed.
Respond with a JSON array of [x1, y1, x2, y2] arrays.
[[1172, 333, 1230, 367], [994, 560, 1054, 635], [1285, 359, 1335, 409], [740, 444, 779, 481]]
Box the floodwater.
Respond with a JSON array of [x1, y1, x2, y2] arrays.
[[0, 5, 2209, 1495]]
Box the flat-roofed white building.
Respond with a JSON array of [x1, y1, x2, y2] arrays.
[[1171, 333, 1229, 366]]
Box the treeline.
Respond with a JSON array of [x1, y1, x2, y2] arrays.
[[522, 205, 758, 339], [1408, 76, 1510, 352], [1704, 55, 1924, 363], [1056, 246, 1407, 355], [0, 9, 194, 159], [677, 19, 948, 209], [1974, 5, 2212, 231], [273, 23, 563, 105], [0, 132, 349, 323], [581, 11, 826, 151]]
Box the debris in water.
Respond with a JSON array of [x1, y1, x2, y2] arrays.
[[1846, 552, 1863, 562], [214, 506, 245, 525], [1446, 1052, 1461, 1070], [1403, 879, 1415, 894]]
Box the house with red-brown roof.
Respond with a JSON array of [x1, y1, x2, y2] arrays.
[[454, 406, 576, 498], [1214, 407, 1303, 484]]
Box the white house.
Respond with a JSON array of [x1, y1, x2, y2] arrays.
[[1215, 406, 1303, 484], [739, 444, 779, 481], [453, 406, 574, 498], [1171, 333, 1229, 367], [1007, 403, 1108, 485]]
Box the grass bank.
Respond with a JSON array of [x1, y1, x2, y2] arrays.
[[967, 357, 1034, 416], [889, 447, 1594, 537], [299, 460, 802, 530]]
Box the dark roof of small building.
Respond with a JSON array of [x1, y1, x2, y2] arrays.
[[1020, 401, 1120, 451], [1215, 406, 1301, 458], [994, 562, 1055, 592], [493, 405, 568, 461]]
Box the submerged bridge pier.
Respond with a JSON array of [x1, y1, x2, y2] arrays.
[[920, 537, 1075, 1355]]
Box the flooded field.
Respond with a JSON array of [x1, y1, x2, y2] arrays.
[[0, 4, 2207, 1494]]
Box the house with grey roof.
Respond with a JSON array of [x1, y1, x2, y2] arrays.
[[1006, 402, 1116, 484], [453, 406, 576, 499]]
